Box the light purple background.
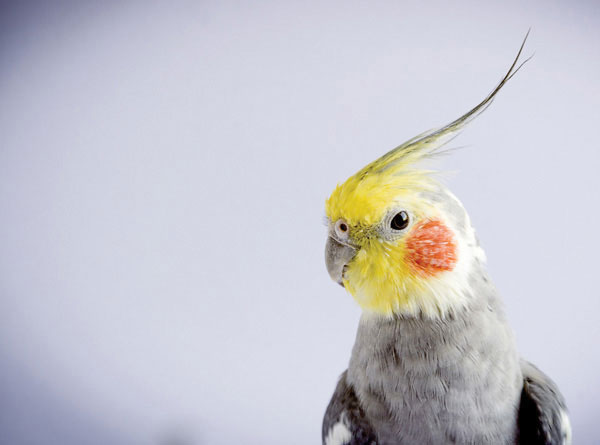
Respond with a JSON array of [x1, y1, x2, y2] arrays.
[[1, 2, 598, 444]]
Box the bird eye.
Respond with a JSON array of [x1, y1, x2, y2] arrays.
[[334, 219, 350, 239], [390, 211, 409, 231]]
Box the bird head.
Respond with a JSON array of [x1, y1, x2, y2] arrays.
[[325, 157, 484, 318], [324, 36, 530, 318]]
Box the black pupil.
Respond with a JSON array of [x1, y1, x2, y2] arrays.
[[390, 211, 409, 230], [339, 223, 347, 232]]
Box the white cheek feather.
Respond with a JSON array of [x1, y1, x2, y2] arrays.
[[324, 413, 352, 445], [560, 409, 572, 445], [398, 201, 486, 319]]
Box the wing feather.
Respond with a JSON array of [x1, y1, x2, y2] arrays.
[[323, 371, 378, 445], [518, 359, 571, 445]]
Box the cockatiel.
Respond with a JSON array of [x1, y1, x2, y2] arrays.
[[322, 35, 571, 445]]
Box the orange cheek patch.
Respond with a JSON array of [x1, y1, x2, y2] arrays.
[[405, 219, 457, 277]]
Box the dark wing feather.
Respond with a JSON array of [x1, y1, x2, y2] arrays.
[[322, 371, 378, 445], [518, 359, 571, 445]]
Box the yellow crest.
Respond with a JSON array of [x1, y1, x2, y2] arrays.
[[325, 33, 531, 317]]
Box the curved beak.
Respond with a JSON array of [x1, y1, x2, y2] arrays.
[[325, 236, 357, 286]]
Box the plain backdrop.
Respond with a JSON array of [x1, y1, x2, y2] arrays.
[[1, 1, 599, 444]]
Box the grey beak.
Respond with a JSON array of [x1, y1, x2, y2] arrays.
[[325, 236, 357, 286]]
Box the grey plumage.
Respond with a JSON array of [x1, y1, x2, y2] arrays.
[[324, 265, 518, 444], [324, 328, 569, 445], [352, 274, 518, 444]]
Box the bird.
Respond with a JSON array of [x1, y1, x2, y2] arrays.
[[321, 33, 571, 445]]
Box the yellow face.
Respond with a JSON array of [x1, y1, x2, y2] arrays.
[[326, 173, 463, 317]]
